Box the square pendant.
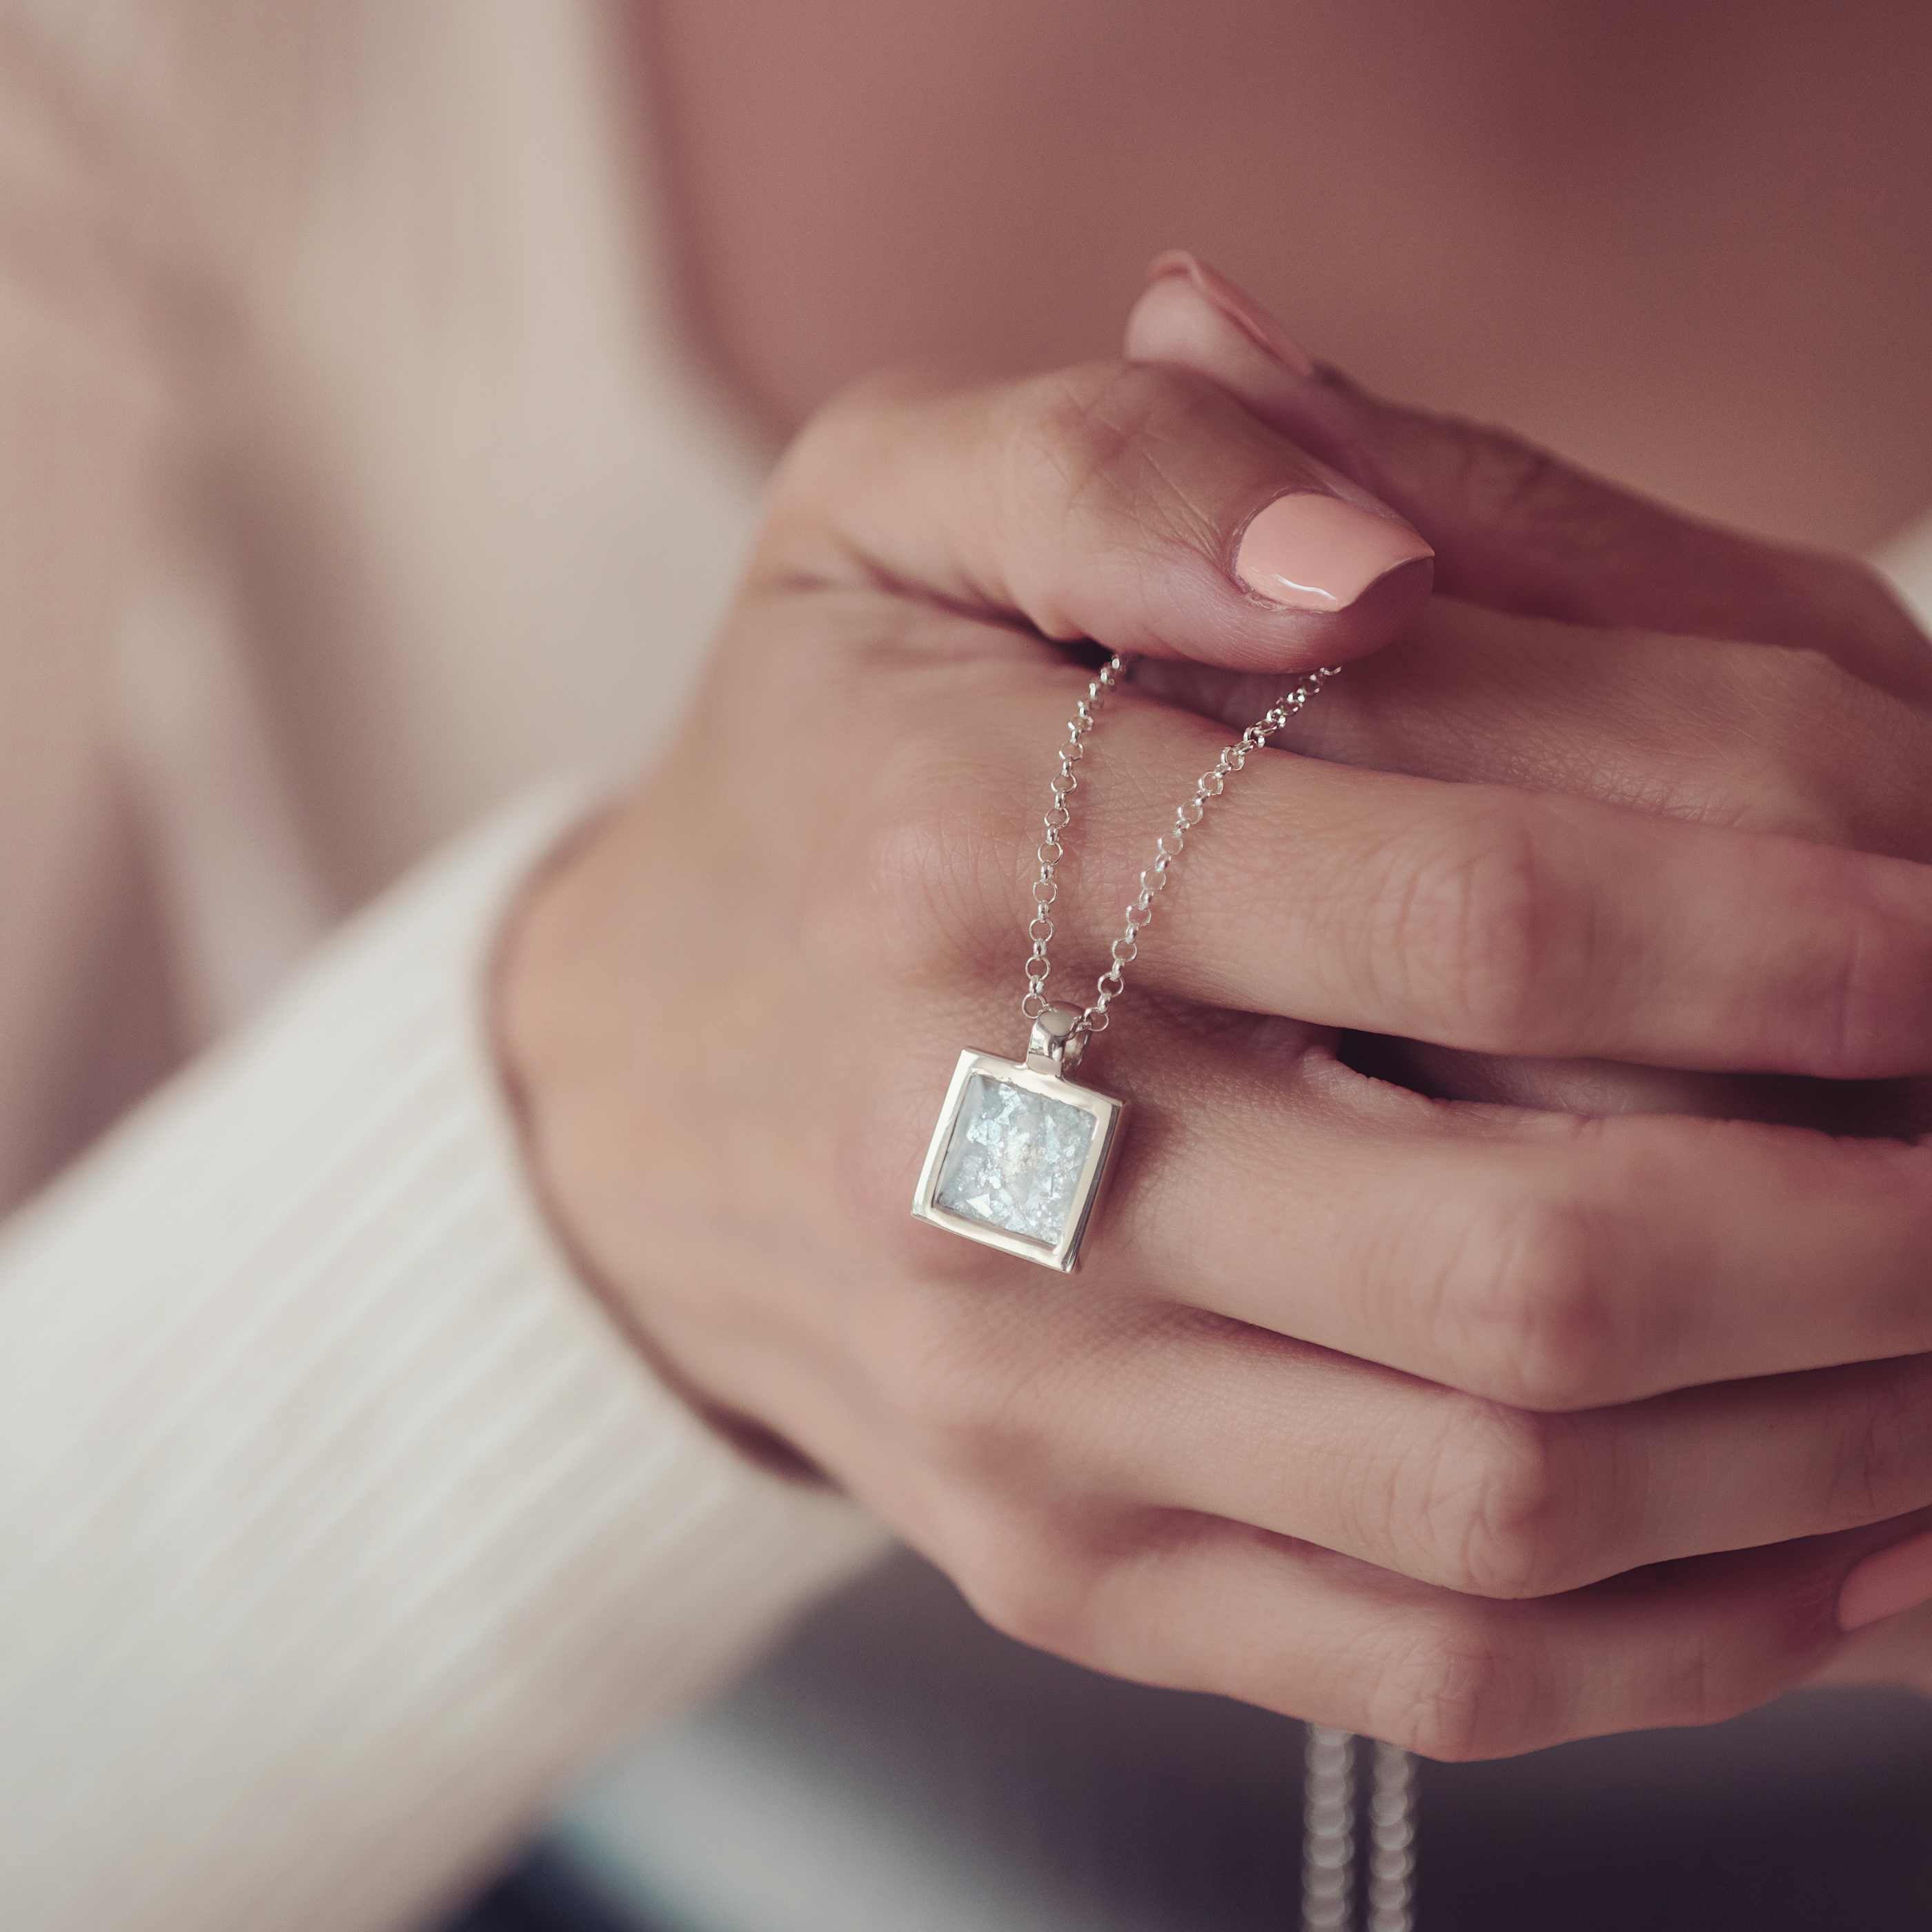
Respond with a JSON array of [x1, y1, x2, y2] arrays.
[[911, 1049, 1127, 1272]]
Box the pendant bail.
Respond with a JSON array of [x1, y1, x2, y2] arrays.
[[1026, 1003, 1087, 1078]]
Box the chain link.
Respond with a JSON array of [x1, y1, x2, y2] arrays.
[[1020, 656, 1127, 1024], [1019, 656, 1412, 1927], [1021, 654, 1340, 1040], [1301, 1728, 1417, 1932], [1301, 1726, 1358, 1932], [1366, 1739, 1418, 1932]]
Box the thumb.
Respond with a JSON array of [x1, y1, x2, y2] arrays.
[[765, 357, 1434, 679], [1127, 253, 1926, 684]]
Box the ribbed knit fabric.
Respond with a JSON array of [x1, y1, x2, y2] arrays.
[[0, 791, 887, 1932]]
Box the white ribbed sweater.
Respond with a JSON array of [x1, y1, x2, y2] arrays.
[[0, 7, 891, 1925], [0, 795, 885, 1932]]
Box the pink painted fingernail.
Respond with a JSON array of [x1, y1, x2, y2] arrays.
[[1234, 491, 1435, 612], [1145, 250, 1318, 378], [1838, 1528, 1932, 1633]]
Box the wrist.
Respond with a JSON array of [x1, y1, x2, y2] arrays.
[[492, 793, 820, 1477], [493, 801, 653, 1339]]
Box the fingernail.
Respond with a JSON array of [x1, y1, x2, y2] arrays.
[[1145, 250, 1318, 379], [1838, 1528, 1932, 1633], [1234, 490, 1435, 613]]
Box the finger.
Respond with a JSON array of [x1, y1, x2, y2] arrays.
[[1000, 1506, 1930, 1762], [1814, 1578, 1932, 1690], [944, 676, 1932, 1079], [1343, 1033, 1930, 1141], [1074, 1034, 1932, 1410], [1129, 589, 1932, 1122], [1204, 597, 1932, 860], [1125, 254, 1932, 691], [760, 357, 1433, 676], [1145, 581, 1932, 1130], [898, 984, 1932, 1411], [1085, 1306, 1932, 1599]]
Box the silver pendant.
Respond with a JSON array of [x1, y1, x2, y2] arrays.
[[911, 1005, 1127, 1273]]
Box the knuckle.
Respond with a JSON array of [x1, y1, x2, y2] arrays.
[[1001, 364, 1138, 558], [856, 1273, 1091, 1489], [950, 1512, 1104, 1659], [861, 1288, 1013, 1464], [1371, 1615, 1526, 1762], [1407, 1400, 1586, 1599], [1813, 886, 1904, 1079], [1682, 649, 1868, 844], [1007, 359, 1201, 494], [1373, 801, 1557, 1049], [1651, 1621, 1783, 1735], [999, 362, 1221, 613], [1435, 1189, 1624, 1412], [855, 727, 1018, 984], [1827, 1363, 1932, 1527], [1005, 360, 1136, 478]]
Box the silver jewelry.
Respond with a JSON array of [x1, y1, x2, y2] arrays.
[[908, 652, 1417, 1924], [911, 651, 1337, 1271], [1303, 1726, 1417, 1932]]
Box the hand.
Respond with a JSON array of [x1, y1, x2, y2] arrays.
[[500, 277, 1932, 1759], [1126, 253, 1932, 1133], [1126, 258, 1932, 1705]]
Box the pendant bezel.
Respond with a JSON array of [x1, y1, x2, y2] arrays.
[[910, 1047, 1127, 1274]]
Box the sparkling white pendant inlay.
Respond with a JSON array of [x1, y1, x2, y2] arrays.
[[911, 1009, 1127, 1272]]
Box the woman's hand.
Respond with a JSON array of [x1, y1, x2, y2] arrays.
[[500, 286, 1932, 1759], [1127, 254, 1932, 1132], [1125, 258, 1932, 1704]]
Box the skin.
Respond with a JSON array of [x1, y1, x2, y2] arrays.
[[636, 0, 1932, 552], [497, 262, 1932, 1760]]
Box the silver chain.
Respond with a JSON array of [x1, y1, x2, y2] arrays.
[[1366, 1738, 1418, 1931], [1303, 1727, 1417, 1932], [1301, 1726, 1358, 1931], [1015, 656, 1417, 1927], [1020, 653, 1339, 1040]]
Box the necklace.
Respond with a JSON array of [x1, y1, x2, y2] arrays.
[[910, 652, 1335, 1270], [909, 654, 1418, 1928], [1304, 1725, 1418, 1932]]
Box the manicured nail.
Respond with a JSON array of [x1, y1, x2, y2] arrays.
[[1838, 1528, 1932, 1633], [1145, 250, 1318, 379], [1234, 491, 1435, 612]]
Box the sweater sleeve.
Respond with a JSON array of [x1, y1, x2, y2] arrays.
[[0, 790, 888, 1932]]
